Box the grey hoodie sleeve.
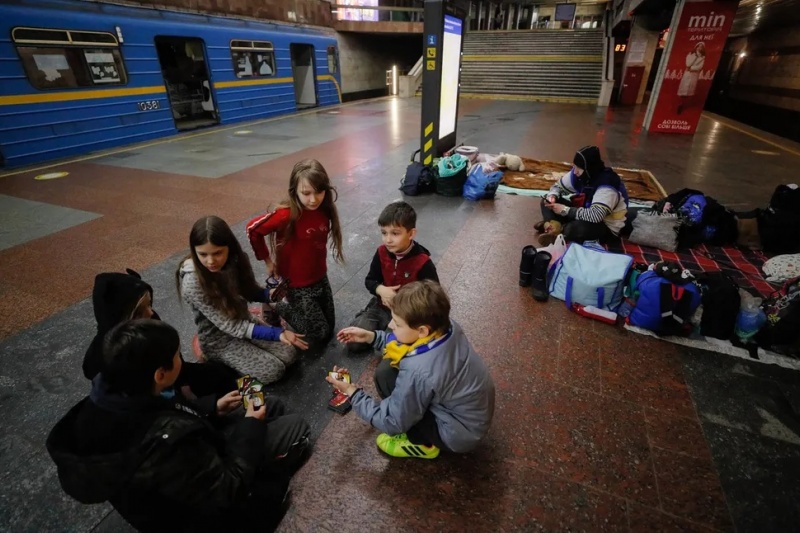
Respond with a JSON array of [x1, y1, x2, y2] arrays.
[[350, 368, 433, 436], [372, 330, 388, 351], [181, 269, 255, 340]]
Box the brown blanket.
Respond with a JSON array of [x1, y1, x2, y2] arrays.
[[500, 157, 666, 202]]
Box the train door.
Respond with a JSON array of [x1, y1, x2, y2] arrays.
[[154, 36, 218, 130], [290, 44, 318, 109]]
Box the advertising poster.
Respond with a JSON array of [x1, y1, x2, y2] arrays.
[[646, 0, 738, 134], [438, 14, 463, 140]]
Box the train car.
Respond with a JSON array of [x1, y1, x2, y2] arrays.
[[0, 0, 342, 168]]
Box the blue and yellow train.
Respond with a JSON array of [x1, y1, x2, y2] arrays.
[[0, 0, 342, 168]]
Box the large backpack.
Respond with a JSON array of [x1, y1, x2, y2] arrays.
[[755, 277, 800, 357], [694, 272, 740, 340], [400, 149, 435, 196], [628, 270, 702, 336], [758, 184, 800, 255]]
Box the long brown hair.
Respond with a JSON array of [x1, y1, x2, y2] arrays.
[[270, 159, 344, 264], [176, 215, 262, 320]]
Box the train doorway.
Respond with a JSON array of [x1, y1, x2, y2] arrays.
[[154, 36, 219, 130], [290, 44, 318, 109]]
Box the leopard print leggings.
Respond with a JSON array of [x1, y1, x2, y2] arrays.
[[277, 276, 335, 348]]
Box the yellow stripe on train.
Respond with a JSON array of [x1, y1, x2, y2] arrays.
[[0, 86, 166, 106], [0, 75, 342, 106]]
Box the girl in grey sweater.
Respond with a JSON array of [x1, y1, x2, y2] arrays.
[[177, 216, 308, 384]]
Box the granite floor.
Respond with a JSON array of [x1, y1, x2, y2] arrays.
[[0, 97, 798, 532]]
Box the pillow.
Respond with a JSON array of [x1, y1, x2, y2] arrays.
[[628, 212, 681, 252], [762, 254, 800, 283]]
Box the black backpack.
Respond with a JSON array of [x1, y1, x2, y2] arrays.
[[695, 272, 740, 341], [758, 185, 800, 255], [756, 277, 800, 357], [400, 149, 435, 196]]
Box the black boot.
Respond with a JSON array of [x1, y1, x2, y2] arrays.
[[531, 251, 551, 302], [519, 245, 537, 287]]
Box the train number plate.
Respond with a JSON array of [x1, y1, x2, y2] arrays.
[[136, 100, 160, 111]]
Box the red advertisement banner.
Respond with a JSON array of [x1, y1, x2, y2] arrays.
[[647, 0, 738, 134]]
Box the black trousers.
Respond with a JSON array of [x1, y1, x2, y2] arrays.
[[540, 197, 616, 244], [373, 358, 446, 450], [347, 297, 392, 354], [178, 360, 239, 398]]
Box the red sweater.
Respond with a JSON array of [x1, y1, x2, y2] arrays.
[[246, 207, 330, 288]]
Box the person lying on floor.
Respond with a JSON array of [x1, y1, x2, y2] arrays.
[[536, 145, 630, 246], [49, 319, 310, 533], [82, 268, 238, 398], [329, 280, 495, 459]]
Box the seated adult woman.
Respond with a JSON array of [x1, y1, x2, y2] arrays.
[[536, 145, 629, 245]]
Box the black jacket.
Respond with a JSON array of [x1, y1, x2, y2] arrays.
[[83, 270, 155, 380], [46, 381, 279, 532], [364, 242, 439, 296]]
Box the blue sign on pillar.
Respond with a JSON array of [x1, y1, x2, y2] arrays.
[[427, 34, 437, 46]]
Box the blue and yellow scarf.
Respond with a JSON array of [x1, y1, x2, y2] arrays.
[[383, 328, 453, 368]]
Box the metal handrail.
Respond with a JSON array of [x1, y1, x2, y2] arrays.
[[409, 56, 423, 78], [330, 5, 423, 12]]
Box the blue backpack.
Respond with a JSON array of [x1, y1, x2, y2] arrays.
[[628, 270, 702, 336]]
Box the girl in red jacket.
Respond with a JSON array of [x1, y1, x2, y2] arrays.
[[246, 159, 344, 348]]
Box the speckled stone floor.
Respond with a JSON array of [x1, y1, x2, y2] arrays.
[[1, 98, 799, 532]]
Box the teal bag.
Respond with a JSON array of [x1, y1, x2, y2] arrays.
[[435, 154, 468, 197]]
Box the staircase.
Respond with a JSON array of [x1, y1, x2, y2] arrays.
[[460, 30, 605, 104]]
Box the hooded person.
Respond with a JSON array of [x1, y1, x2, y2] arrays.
[[536, 145, 629, 245], [82, 269, 237, 398]]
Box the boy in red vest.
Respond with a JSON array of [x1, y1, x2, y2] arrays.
[[347, 201, 438, 354]]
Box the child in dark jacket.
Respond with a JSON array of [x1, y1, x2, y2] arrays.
[[347, 201, 438, 353], [332, 281, 495, 459], [82, 268, 237, 398], [48, 319, 310, 532]]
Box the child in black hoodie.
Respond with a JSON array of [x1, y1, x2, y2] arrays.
[[82, 268, 237, 397]]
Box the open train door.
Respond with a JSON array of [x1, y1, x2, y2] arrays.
[[290, 44, 318, 109], [154, 36, 219, 130]]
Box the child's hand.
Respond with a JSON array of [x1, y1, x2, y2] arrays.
[[245, 400, 266, 420], [326, 366, 358, 396], [336, 327, 375, 345], [216, 390, 242, 416], [280, 330, 309, 350], [376, 284, 400, 307]]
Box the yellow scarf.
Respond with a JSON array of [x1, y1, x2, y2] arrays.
[[382, 330, 448, 368]]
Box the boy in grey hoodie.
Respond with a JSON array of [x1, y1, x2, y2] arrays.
[[330, 280, 495, 459]]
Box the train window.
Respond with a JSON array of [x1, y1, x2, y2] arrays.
[[230, 40, 275, 78], [17, 47, 127, 90], [13, 27, 127, 90], [12, 28, 70, 44], [327, 46, 338, 74]]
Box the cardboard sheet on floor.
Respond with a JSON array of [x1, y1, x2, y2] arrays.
[[624, 324, 800, 371], [499, 158, 667, 203]]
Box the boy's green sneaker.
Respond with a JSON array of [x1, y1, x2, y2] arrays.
[[376, 433, 440, 459]]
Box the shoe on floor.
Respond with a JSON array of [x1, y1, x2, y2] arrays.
[[376, 433, 440, 459], [534, 221, 546, 233]]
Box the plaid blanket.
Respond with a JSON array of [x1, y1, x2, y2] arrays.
[[606, 240, 776, 298]]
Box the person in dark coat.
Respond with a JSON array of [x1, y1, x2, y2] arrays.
[[82, 268, 238, 398], [49, 319, 310, 532]]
